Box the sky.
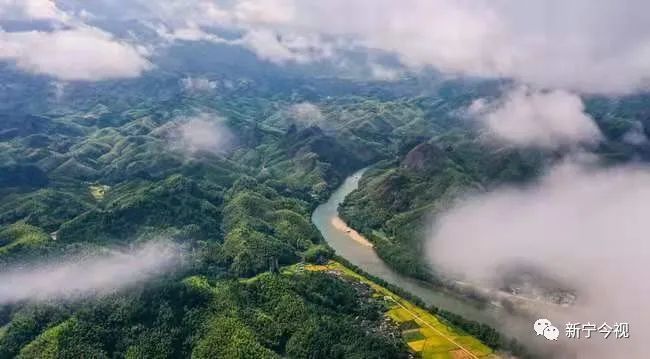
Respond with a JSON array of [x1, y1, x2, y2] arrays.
[[0, 0, 649, 94], [1, 0, 648, 147], [2, 1, 650, 357]]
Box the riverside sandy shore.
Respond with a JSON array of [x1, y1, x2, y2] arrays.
[[330, 217, 374, 247]]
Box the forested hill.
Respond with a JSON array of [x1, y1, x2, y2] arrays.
[[339, 94, 650, 282], [0, 68, 496, 358], [2, 53, 649, 356]]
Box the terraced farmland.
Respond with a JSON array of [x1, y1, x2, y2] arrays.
[[304, 261, 498, 359]]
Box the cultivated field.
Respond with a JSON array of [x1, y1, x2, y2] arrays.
[[304, 261, 498, 359]]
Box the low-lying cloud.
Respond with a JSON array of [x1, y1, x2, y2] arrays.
[[622, 121, 648, 146], [369, 63, 401, 81], [469, 87, 602, 149], [287, 102, 324, 126], [171, 114, 234, 156], [181, 76, 218, 93], [426, 160, 650, 358], [239, 29, 334, 64], [0, 241, 183, 305]]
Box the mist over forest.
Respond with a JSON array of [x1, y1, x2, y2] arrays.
[[1, 1, 650, 358]]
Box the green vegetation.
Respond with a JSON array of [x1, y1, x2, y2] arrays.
[[1, 61, 646, 358], [0, 269, 408, 358], [340, 139, 544, 281], [339, 101, 646, 282], [332, 256, 532, 358], [303, 244, 334, 264], [0, 78, 451, 358], [305, 261, 495, 358], [0, 223, 53, 266], [89, 184, 110, 201]]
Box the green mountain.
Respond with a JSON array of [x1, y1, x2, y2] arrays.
[[0, 70, 477, 358], [339, 94, 650, 282], [1, 52, 648, 357]]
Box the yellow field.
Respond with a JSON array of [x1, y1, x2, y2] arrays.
[[304, 261, 498, 359], [89, 184, 110, 200]]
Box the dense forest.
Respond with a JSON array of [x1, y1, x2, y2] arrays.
[[2, 49, 650, 355], [339, 94, 650, 282], [2, 2, 649, 358], [2, 51, 650, 356], [0, 60, 509, 357]]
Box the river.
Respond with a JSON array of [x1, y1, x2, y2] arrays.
[[311, 168, 543, 351]]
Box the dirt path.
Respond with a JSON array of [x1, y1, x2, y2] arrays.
[[330, 217, 374, 247]]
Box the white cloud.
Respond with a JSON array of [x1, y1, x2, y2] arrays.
[[172, 114, 234, 155], [0, 1, 152, 81], [470, 87, 602, 149], [0, 27, 151, 81], [369, 63, 401, 81], [426, 160, 650, 358], [167, 27, 219, 42], [139, 0, 231, 28], [288, 0, 650, 94], [234, 0, 296, 25], [130, 0, 650, 94], [50, 81, 66, 101], [46, 1, 650, 92], [288, 102, 324, 125], [237, 29, 333, 64], [0, 0, 65, 21], [181, 76, 218, 93], [622, 121, 648, 145], [0, 241, 183, 304], [152, 22, 229, 43], [239, 29, 298, 63]]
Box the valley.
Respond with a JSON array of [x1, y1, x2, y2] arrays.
[[312, 168, 537, 352], [0, 14, 648, 359]]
